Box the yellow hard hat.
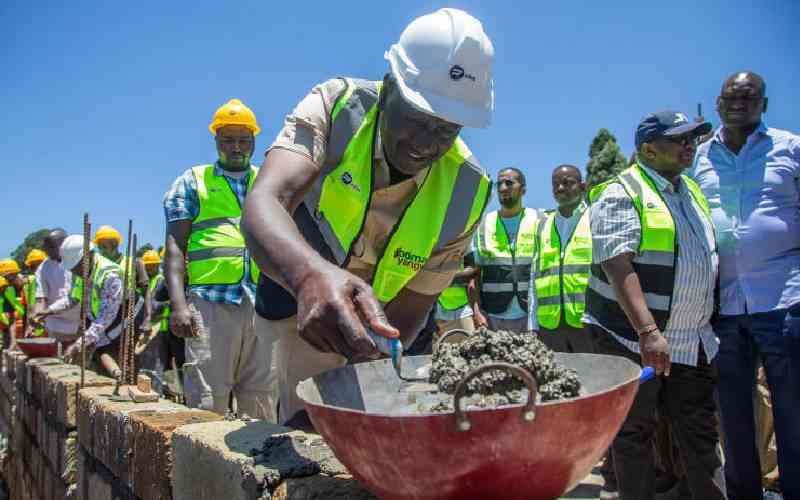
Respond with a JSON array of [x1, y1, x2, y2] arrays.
[[142, 250, 161, 265], [209, 98, 260, 136], [94, 225, 122, 246], [0, 276, 7, 288], [0, 258, 20, 276], [25, 249, 47, 267]]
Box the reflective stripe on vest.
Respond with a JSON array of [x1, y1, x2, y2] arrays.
[[535, 209, 591, 329], [187, 165, 261, 286], [303, 78, 491, 303], [70, 254, 122, 319], [585, 164, 712, 338], [475, 208, 540, 315]]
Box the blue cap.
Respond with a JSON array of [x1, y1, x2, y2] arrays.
[[635, 111, 712, 148]]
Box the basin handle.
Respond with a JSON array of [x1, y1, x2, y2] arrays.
[[453, 362, 538, 432], [433, 329, 472, 354]]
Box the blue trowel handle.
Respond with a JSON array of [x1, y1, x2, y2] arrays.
[[366, 329, 403, 369], [639, 366, 656, 383]]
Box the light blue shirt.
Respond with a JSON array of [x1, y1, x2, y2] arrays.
[[691, 123, 800, 315], [471, 212, 527, 321]]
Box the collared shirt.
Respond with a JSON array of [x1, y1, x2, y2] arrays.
[[690, 123, 800, 315], [268, 78, 474, 296], [554, 201, 588, 257], [35, 258, 80, 333], [46, 265, 123, 347], [583, 163, 719, 366], [527, 202, 587, 331], [163, 162, 257, 305]]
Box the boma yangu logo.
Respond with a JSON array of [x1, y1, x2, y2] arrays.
[[394, 248, 427, 271]]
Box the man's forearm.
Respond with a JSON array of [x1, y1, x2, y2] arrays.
[[242, 154, 329, 295], [601, 254, 657, 331], [164, 234, 190, 310], [452, 266, 478, 286]]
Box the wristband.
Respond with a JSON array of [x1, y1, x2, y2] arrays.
[[636, 324, 658, 336]]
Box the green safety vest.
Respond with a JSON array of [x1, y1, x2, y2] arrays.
[[148, 274, 170, 333], [70, 254, 123, 320], [0, 291, 8, 328], [585, 163, 713, 340], [187, 165, 261, 286], [4, 285, 24, 317], [23, 275, 45, 337], [438, 284, 469, 310], [535, 208, 592, 330], [304, 78, 491, 303], [474, 208, 540, 315]]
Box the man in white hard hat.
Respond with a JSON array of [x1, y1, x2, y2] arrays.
[[243, 8, 494, 426], [35, 235, 125, 376]]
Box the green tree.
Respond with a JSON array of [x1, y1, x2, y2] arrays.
[[585, 128, 628, 190], [11, 229, 51, 269], [136, 243, 154, 258]]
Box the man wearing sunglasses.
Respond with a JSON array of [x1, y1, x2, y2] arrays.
[[691, 71, 800, 500], [585, 111, 724, 500]]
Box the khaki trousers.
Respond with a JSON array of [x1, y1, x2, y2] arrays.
[[184, 295, 276, 421], [257, 315, 347, 424]]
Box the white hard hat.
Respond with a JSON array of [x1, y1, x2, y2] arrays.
[[60, 235, 94, 272], [385, 8, 494, 128]]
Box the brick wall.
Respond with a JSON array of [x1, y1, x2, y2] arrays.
[[0, 351, 374, 500]]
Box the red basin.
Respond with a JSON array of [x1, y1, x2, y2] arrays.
[[298, 353, 643, 500]]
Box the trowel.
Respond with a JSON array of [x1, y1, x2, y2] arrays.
[[365, 329, 439, 398]]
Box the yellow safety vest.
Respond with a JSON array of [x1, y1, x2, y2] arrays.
[[474, 208, 540, 315], [304, 78, 491, 303], [586, 163, 713, 339], [535, 209, 592, 329], [187, 165, 261, 286], [148, 274, 170, 333], [70, 254, 122, 320]]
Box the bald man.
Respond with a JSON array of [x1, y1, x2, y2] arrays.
[[691, 71, 800, 500], [32, 229, 81, 341]]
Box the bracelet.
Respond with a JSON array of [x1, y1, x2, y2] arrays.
[[636, 324, 659, 336]]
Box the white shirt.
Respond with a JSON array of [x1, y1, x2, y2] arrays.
[[35, 258, 80, 334]]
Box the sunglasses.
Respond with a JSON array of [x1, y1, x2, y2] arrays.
[[661, 134, 699, 147]]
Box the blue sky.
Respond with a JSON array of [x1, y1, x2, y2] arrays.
[[2, 1, 798, 256]]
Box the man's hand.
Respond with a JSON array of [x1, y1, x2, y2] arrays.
[[472, 308, 488, 329], [639, 329, 671, 376], [169, 304, 197, 338], [64, 336, 96, 364], [295, 264, 399, 360], [30, 311, 48, 327]]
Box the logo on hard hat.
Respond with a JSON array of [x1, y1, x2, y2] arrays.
[[674, 113, 689, 125], [449, 65, 476, 82]]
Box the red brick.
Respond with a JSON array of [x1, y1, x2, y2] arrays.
[[55, 371, 114, 430], [129, 409, 222, 500], [31, 362, 74, 409]]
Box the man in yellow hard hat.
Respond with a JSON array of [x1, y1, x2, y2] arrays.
[[0, 258, 26, 344], [242, 8, 494, 426], [94, 225, 148, 295], [0, 277, 11, 348], [23, 249, 47, 337], [163, 97, 272, 418]]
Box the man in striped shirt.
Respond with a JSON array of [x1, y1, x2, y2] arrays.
[[584, 111, 724, 500]]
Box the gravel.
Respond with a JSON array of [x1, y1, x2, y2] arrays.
[[428, 327, 581, 407]]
